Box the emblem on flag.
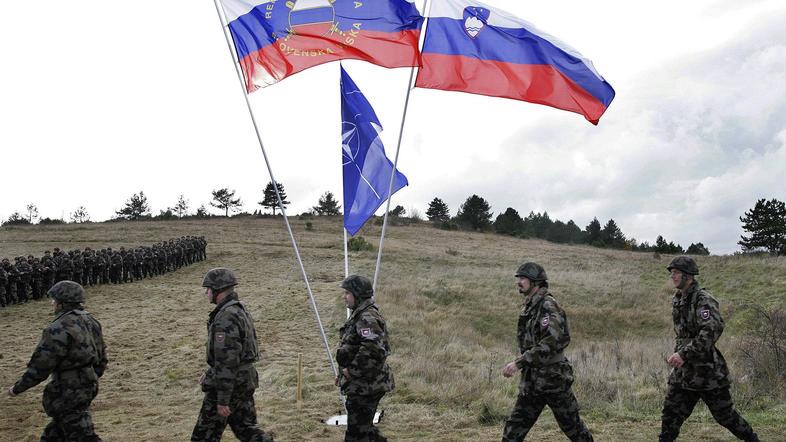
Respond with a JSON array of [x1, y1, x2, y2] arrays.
[[541, 315, 550, 328], [463, 7, 490, 39]]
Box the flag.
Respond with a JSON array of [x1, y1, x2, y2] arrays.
[[341, 66, 407, 236], [415, 0, 615, 124], [220, 0, 424, 92]]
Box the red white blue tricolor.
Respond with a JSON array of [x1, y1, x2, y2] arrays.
[[219, 0, 424, 92], [415, 0, 615, 124]]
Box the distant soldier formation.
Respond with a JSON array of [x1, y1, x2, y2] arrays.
[[0, 236, 207, 308]]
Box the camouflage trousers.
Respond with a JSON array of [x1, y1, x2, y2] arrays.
[[41, 381, 101, 442], [344, 392, 386, 442], [659, 385, 758, 441], [502, 388, 593, 442], [191, 390, 272, 442]]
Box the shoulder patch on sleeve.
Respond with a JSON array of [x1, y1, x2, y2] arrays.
[[699, 308, 711, 320], [541, 315, 550, 328], [215, 332, 226, 343]]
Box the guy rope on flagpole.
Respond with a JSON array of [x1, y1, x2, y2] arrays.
[[372, 0, 431, 292], [211, 0, 340, 388]]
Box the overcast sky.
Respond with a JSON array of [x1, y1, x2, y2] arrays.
[[1, 0, 785, 254]]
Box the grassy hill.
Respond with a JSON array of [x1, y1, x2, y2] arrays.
[[1, 218, 784, 441]]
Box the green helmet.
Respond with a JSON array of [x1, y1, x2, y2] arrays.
[[340, 275, 374, 299], [667, 256, 699, 275], [202, 268, 238, 292], [48, 280, 85, 304], [515, 262, 548, 282]]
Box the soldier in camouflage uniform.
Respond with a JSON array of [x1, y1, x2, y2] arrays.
[[501, 262, 593, 442], [192, 268, 273, 442], [41, 250, 56, 291], [7, 280, 107, 441], [71, 250, 85, 289], [336, 275, 394, 442], [3, 257, 19, 305], [31, 257, 45, 300], [15, 256, 33, 303], [659, 256, 759, 442]]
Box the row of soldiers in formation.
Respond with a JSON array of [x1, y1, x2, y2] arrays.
[[0, 236, 207, 307]]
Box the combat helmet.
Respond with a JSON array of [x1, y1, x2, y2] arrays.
[[667, 256, 699, 275], [515, 262, 548, 282], [202, 268, 238, 292], [340, 275, 374, 299], [48, 281, 85, 304]]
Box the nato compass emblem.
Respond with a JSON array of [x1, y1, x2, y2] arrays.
[[342, 118, 383, 200], [463, 6, 490, 39]]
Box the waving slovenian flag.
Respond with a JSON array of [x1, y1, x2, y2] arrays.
[[341, 66, 408, 236], [415, 0, 615, 124], [220, 0, 424, 92]]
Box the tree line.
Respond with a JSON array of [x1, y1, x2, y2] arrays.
[[4, 187, 784, 256]]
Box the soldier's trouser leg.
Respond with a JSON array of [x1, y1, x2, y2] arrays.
[[659, 385, 700, 441], [702, 388, 758, 441], [192, 391, 272, 442], [41, 409, 101, 442], [345, 392, 385, 442], [502, 390, 546, 442], [546, 389, 593, 441]]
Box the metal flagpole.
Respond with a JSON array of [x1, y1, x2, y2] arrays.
[[211, 0, 338, 382], [372, 0, 431, 291], [343, 228, 350, 319]]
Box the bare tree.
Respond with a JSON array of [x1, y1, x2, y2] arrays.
[[26, 203, 39, 223], [70, 206, 91, 223]]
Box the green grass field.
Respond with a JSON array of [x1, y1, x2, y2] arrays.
[[1, 218, 784, 441]]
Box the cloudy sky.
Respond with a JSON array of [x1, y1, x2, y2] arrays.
[[1, 0, 785, 254]]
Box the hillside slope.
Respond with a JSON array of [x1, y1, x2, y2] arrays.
[[1, 218, 784, 441]]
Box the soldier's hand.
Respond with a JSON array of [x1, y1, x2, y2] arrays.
[[667, 352, 685, 368], [7, 386, 16, 397], [217, 404, 231, 417], [503, 362, 519, 378], [198, 372, 205, 385], [342, 368, 351, 380]]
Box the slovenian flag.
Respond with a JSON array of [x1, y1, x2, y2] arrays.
[[220, 0, 424, 92], [341, 66, 408, 236], [415, 0, 615, 124]]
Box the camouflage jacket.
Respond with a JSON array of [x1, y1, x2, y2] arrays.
[[336, 299, 394, 396], [669, 281, 730, 390], [0, 266, 7, 285], [202, 292, 260, 405], [13, 308, 107, 394], [514, 287, 574, 394]]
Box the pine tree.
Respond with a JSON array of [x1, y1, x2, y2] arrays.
[[116, 191, 151, 220], [425, 197, 450, 222], [313, 191, 341, 216], [210, 188, 242, 217], [259, 181, 290, 215], [739, 198, 786, 255], [494, 207, 524, 235], [456, 194, 492, 231]]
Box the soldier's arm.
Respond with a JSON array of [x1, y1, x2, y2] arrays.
[[516, 301, 567, 368], [212, 312, 243, 405], [678, 296, 724, 361], [347, 316, 387, 380], [13, 325, 69, 394]]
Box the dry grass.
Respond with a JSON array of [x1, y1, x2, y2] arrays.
[[0, 218, 784, 441]]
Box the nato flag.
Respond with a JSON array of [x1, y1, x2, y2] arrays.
[[341, 66, 408, 236]]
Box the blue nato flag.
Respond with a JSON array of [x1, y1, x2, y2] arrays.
[[340, 66, 408, 236]]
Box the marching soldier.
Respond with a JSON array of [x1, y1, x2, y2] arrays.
[[335, 275, 394, 442], [501, 262, 593, 442], [659, 256, 759, 441]]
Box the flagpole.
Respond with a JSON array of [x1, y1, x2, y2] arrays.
[[343, 228, 350, 319], [211, 0, 338, 381], [372, 0, 431, 291]]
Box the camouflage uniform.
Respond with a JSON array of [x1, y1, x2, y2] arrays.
[[336, 275, 394, 442], [10, 281, 107, 442], [192, 268, 272, 442], [3, 258, 20, 305], [503, 263, 592, 442], [31, 258, 45, 299], [109, 251, 122, 284], [41, 252, 56, 291], [71, 251, 84, 289], [660, 257, 758, 442]]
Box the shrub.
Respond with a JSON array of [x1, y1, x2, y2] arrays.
[[347, 236, 373, 252], [734, 304, 786, 398]]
